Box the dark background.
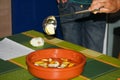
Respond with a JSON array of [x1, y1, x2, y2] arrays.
[[12, 0, 63, 39]]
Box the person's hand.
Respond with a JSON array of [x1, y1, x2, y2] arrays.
[[57, 0, 68, 3], [89, 0, 120, 14]]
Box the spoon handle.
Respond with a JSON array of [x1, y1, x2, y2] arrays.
[[55, 7, 103, 17], [55, 9, 90, 17]]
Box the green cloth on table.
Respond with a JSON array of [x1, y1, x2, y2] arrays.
[[0, 68, 34, 80], [1, 30, 120, 80], [0, 59, 20, 75]]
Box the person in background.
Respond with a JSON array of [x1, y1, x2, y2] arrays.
[[57, 0, 106, 53], [89, 0, 120, 14]]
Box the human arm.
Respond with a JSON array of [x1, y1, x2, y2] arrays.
[[89, 0, 120, 13]]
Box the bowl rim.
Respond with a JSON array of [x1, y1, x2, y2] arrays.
[[26, 48, 86, 71]]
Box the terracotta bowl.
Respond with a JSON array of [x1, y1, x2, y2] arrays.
[[26, 48, 86, 80]]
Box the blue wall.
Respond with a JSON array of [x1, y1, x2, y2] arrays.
[[12, 0, 63, 39]]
